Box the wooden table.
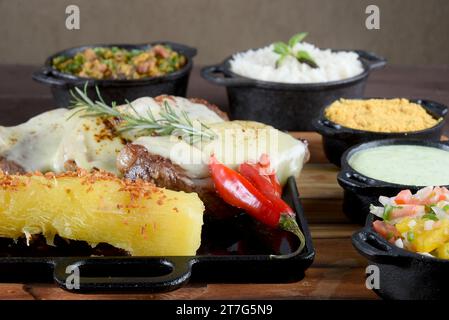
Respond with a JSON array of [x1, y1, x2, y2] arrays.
[[0, 65, 448, 300]]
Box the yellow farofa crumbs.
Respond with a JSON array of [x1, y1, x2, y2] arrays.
[[324, 98, 441, 133]]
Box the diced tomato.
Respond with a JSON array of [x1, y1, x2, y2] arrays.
[[395, 190, 413, 205], [432, 187, 448, 202], [373, 220, 401, 243], [397, 187, 449, 206], [419, 187, 446, 204], [416, 186, 433, 203], [390, 205, 425, 219]]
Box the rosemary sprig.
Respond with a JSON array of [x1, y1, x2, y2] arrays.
[[69, 83, 217, 144], [273, 32, 318, 69]]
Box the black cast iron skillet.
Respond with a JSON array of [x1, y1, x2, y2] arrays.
[[338, 139, 449, 224], [201, 49, 386, 131], [314, 98, 448, 166], [32, 41, 197, 108], [0, 177, 315, 293], [353, 213, 449, 300]]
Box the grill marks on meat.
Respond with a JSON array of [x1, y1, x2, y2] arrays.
[[117, 144, 195, 192], [117, 144, 239, 219], [0, 157, 25, 174]]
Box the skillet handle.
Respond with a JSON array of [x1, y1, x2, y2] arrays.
[[32, 67, 67, 87], [201, 64, 252, 87], [354, 50, 387, 70], [352, 229, 410, 265], [53, 257, 194, 293]]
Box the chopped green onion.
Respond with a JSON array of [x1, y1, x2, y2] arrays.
[[422, 214, 439, 221], [407, 231, 415, 242], [383, 205, 396, 221]]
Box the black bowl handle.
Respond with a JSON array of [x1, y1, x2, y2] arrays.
[[53, 257, 194, 293], [337, 170, 372, 192], [313, 118, 351, 138], [32, 67, 68, 87], [201, 64, 253, 87], [313, 119, 336, 136], [337, 170, 391, 195], [355, 50, 387, 70], [416, 99, 449, 118], [352, 229, 411, 265]]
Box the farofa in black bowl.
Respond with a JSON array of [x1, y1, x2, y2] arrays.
[[313, 98, 448, 166]]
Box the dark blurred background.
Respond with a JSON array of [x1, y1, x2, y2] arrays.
[[1, 0, 448, 66]]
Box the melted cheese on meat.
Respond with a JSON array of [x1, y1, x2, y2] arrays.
[[117, 97, 225, 125], [0, 96, 307, 184], [0, 97, 225, 175], [0, 109, 126, 174], [134, 121, 308, 185]]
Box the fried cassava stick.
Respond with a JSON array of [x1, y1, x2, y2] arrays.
[[0, 170, 204, 256]]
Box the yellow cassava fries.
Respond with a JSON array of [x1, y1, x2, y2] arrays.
[[0, 170, 204, 256]]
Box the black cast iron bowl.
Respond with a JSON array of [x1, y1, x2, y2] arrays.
[[337, 139, 449, 224], [201, 49, 386, 131], [314, 98, 448, 166], [32, 41, 197, 108], [353, 213, 449, 300]]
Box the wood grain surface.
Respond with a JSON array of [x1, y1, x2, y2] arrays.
[[0, 64, 448, 299]]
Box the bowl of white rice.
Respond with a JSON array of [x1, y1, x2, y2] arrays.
[[201, 42, 386, 131]]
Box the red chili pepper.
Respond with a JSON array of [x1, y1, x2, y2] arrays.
[[268, 174, 282, 197], [250, 154, 282, 197], [209, 155, 305, 251], [239, 162, 282, 199], [209, 155, 282, 227], [238, 162, 294, 221]]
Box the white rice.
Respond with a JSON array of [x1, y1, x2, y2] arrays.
[[230, 42, 364, 84]]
